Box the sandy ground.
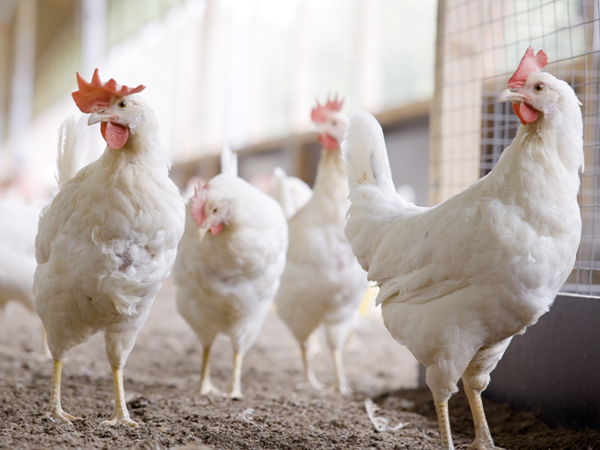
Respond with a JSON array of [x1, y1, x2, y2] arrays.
[[1, 280, 599, 450]]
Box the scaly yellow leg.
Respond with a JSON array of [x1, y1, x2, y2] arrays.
[[229, 352, 244, 399], [434, 398, 455, 450], [45, 360, 80, 424], [463, 380, 505, 450], [102, 366, 138, 427], [332, 349, 352, 396], [301, 341, 325, 390], [199, 346, 217, 395]]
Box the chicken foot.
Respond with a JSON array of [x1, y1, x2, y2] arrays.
[[102, 366, 138, 427], [463, 379, 505, 450], [44, 360, 81, 425]]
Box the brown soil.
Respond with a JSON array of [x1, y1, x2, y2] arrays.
[[1, 280, 599, 450]]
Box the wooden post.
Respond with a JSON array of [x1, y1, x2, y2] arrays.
[[428, 0, 445, 206], [0, 1, 18, 166]]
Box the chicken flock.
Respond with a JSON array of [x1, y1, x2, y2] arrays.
[[0, 48, 584, 450]]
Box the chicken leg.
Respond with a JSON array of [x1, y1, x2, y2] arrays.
[[102, 366, 138, 427], [229, 352, 244, 399], [460, 339, 510, 449], [198, 345, 217, 395], [463, 379, 505, 450], [45, 360, 81, 424], [331, 349, 351, 395], [300, 340, 325, 390], [434, 397, 454, 450]]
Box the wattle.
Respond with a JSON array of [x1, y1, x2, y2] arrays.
[[210, 223, 224, 235], [100, 121, 130, 149], [318, 133, 339, 151], [513, 102, 539, 125]]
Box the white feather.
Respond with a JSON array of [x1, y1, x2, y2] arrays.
[[220, 144, 238, 176], [55, 115, 87, 188], [341, 109, 395, 193], [365, 398, 407, 432], [272, 166, 313, 220]]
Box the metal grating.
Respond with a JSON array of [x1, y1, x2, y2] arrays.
[[477, 0, 600, 295]]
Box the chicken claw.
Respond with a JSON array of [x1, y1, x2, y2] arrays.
[[199, 379, 219, 395], [44, 360, 82, 425], [44, 408, 81, 425], [467, 443, 506, 450], [102, 414, 139, 428]]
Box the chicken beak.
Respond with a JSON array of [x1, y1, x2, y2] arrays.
[[498, 89, 529, 103], [312, 122, 326, 135], [197, 224, 209, 242], [88, 110, 110, 126]]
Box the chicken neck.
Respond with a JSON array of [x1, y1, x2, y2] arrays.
[[102, 109, 170, 171], [481, 93, 582, 231], [311, 147, 349, 209]]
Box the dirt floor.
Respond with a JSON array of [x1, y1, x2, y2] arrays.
[[1, 280, 599, 450]]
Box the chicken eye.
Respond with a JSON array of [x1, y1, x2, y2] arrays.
[[533, 84, 544, 92], [213, 207, 218, 213], [331, 120, 337, 127], [118, 100, 127, 109]]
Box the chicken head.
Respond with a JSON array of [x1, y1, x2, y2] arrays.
[[190, 181, 231, 240], [72, 69, 146, 150], [498, 48, 565, 125], [311, 96, 348, 150]]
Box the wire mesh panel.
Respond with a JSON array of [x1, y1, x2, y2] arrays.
[[432, 0, 600, 296], [480, 1, 600, 295], [480, 93, 520, 177]]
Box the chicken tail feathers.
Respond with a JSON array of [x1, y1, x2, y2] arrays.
[[56, 115, 87, 188], [273, 167, 294, 219], [341, 109, 396, 194], [342, 110, 414, 274], [220, 144, 238, 177]]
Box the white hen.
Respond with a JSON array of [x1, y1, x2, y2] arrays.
[[275, 97, 368, 395], [342, 48, 582, 449], [173, 150, 288, 399], [34, 70, 185, 427]]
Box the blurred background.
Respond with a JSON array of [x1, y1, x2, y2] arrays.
[[0, 0, 436, 205]]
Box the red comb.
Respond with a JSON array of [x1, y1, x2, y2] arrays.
[[71, 69, 145, 113], [508, 47, 548, 89], [190, 182, 209, 227], [311, 96, 344, 123]]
